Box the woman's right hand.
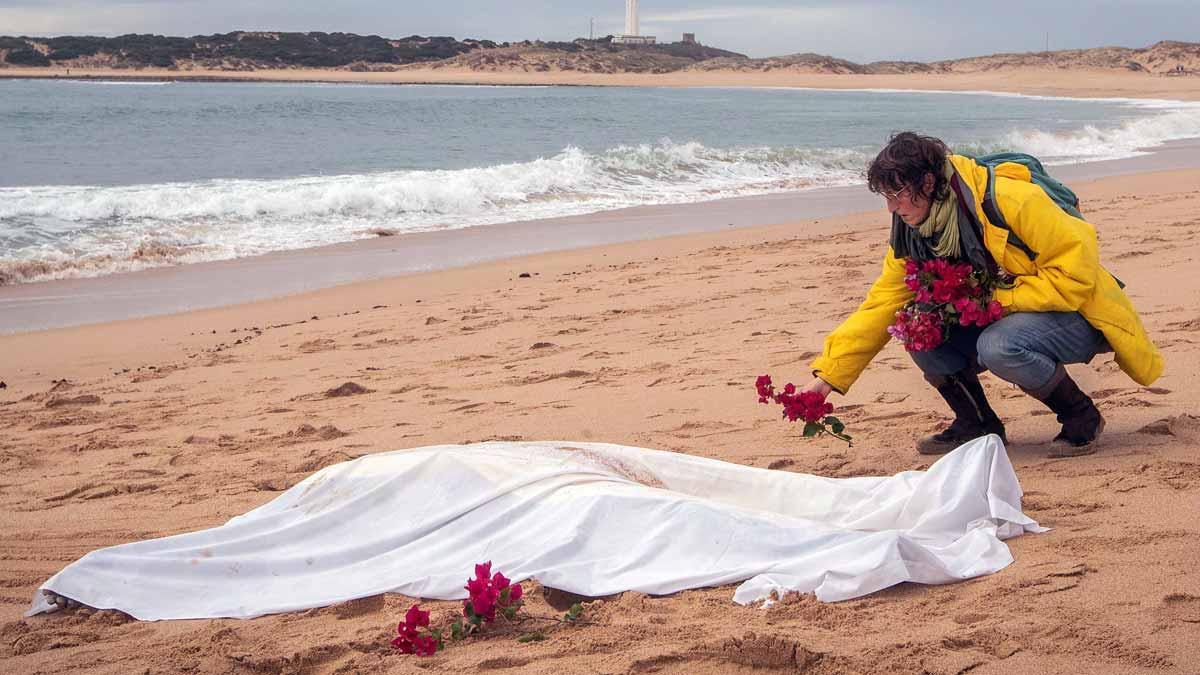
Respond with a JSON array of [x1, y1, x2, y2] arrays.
[[801, 377, 834, 398]]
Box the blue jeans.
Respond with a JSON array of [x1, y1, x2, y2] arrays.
[[909, 312, 1109, 393]]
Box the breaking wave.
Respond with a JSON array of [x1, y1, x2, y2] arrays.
[[0, 141, 869, 284], [2, 99, 1199, 285]]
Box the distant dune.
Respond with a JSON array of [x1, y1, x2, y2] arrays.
[[690, 41, 1200, 75], [0, 32, 1197, 76]]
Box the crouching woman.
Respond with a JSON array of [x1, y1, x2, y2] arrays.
[[800, 132, 1163, 457]]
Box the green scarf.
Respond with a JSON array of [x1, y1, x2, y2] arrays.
[[916, 162, 961, 260]]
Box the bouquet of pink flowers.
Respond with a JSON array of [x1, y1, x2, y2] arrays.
[[392, 604, 440, 656], [888, 259, 1005, 352], [458, 561, 524, 633], [392, 561, 590, 657], [391, 561, 526, 657], [755, 375, 851, 445]]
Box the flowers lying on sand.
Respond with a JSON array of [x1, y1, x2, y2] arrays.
[[393, 562, 524, 656], [755, 375, 851, 445], [459, 561, 524, 632], [395, 561, 586, 657], [888, 259, 1004, 352], [392, 604, 440, 656]]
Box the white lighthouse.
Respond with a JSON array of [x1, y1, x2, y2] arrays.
[[613, 0, 656, 44]]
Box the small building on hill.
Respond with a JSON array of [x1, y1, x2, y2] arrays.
[[613, 0, 656, 45]]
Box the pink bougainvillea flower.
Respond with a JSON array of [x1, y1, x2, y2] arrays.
[[413, 636, 439, 657], [931, 279, 958, 303], [393, 603, 439, 656], [752, 375, 851, 445], [392, 635, 415, 653], [755, 374, 774, 402], [491, 571, 510, 591], [394, 565, 529, 657], [471, 591, 497, 620], [405, 604, 430, 629], [474, 562, 492, 581], [799, 391, 834, 423], [891, 259, 1004, 351], [461, 562, 525, 626]]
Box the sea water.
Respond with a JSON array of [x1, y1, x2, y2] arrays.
[[2, 79, 1198, 285]]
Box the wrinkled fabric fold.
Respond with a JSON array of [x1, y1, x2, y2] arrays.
[[27, 435, 1043, 621]]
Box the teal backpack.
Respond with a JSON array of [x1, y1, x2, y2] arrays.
[[967, 151, 1124, 289], [966, 151, 1083, 261]]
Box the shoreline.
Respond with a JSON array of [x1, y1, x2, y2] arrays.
[[2, 65, 1200, 100], [3, 163, 1196, 380], [3, 139, 1200, 335]]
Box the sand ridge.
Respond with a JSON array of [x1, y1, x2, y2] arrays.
[[1, 170, 1199, 672]]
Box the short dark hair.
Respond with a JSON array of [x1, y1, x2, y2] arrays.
[[867, 132, 950, 202]]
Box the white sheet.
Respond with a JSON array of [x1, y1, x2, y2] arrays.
[[27, 435, 1043, 620]]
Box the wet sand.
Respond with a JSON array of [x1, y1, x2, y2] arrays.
[[4, 138, 1200, 335]]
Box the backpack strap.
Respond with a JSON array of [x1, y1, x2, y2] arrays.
[[982, 165, 1039, 260]]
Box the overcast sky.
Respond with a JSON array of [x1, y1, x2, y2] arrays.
[[1, 1, 1197, 61]]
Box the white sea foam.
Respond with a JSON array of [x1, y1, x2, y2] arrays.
[[3, 99, 1199, 285], [1001, 107, 1200, 162], [0, 140, 869, 284], [62, 79, 175, 86], [737, 84, 1200, 108]]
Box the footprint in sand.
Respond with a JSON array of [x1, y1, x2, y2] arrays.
[[31, 409, 105, 430], [44, 394, 102, 408], [323, 382, 373, 398], [1004, 561, 1089, 596], [297, 339, 337, 353], [1137, 414, 1200, 437], [43, 481, 159, 503], [295, 450, 361, 473], [1134, 459, 1200, 490], [284, 424, 348, 442], [1091, 358, 1124, 374], [710, 633, 823, 670], [857, 409, 927, 424], [507, 370, 590, 386], [1161, 593, 1200, 624], [1097, 396, 1154, 410], [1165, 317, 1200, 332]]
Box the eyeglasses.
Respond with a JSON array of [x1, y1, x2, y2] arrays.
[[879, 185, 912, 203]]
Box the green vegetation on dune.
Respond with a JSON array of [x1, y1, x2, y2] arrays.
[[0, 31, 741, 70], [0, 32, 498, 68]]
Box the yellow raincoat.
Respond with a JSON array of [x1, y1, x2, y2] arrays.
[[810, 154, 1164, 394]]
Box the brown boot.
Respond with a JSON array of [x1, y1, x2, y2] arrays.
[[917, 371, 1007, 455], [1023, 365, 1105, 458]]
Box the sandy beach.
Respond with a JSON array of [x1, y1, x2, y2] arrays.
[[2, 153, 1199, 674], [2, 65, 1200, 101]]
